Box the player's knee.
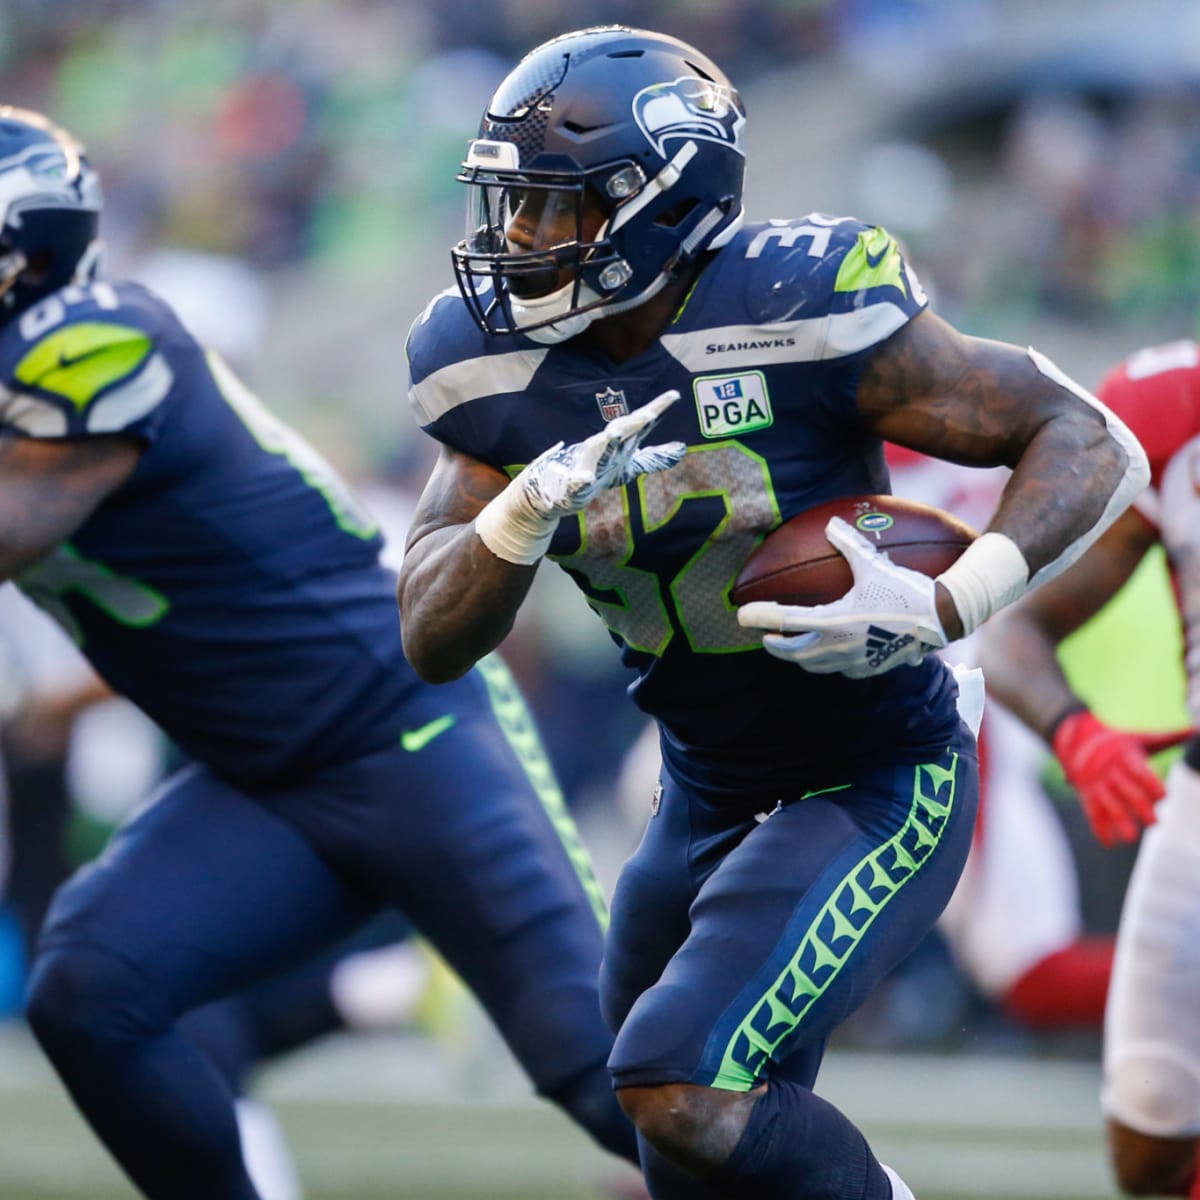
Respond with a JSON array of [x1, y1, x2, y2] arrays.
[[1109, 1125, 1199, 1197], [617, 1082, 754, 1177], [1106, 1056, 1200, 1193], [1112, 1146, 1193, 1196], [27, 942, 161, 1058]]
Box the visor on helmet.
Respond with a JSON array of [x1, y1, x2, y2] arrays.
[[454, 145, 631, 339]]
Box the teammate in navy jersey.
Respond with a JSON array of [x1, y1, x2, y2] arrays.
[[397, 26, 1150, 1200], [0, 107, 642, 1199]]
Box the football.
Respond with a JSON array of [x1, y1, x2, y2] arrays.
[[731, 494, 978, 607]]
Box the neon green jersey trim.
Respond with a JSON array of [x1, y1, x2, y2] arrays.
[[475, 653, 609, 930], [832, 227, 908, 299], [711, 755, 958, 1090], [15, 323, 152, 409], [670, 273, 704, 324], [17, 542, 170, 646]]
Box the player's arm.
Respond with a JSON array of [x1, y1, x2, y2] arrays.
[[737, 309, 1148, 678], [980, 507, 1191, 845], [399, 389, 686, 682], [398, 444, 540, 683], [979, 507, 1157, 740], [858, 309, 1149, 639], [0, 435, 141, 578]]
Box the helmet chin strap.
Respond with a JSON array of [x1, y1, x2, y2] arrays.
[[509, 279, 602, 345], [513, 262, 691, 344], [521, 314, 594, 346]]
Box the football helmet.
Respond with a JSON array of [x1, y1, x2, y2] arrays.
[[0, 106, 102, 320], [453, 26, 746, 343]]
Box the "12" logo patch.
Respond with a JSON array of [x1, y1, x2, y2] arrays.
[[693, 371, 773, 438]]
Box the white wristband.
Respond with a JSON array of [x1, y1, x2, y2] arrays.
[[474, 481, 558, 566], [935, 532, 1029, 638]]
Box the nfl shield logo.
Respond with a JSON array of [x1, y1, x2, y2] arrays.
[[596, 387, 629, 421]]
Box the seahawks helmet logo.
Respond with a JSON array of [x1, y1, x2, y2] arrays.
[[632, 77, 746, 159], [0, 142, 95, 220]]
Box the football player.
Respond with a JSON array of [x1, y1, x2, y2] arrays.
[[983, 339, 1200, 1199], [0, 107, 642, 1198], [397, 26, 1149, 1200]]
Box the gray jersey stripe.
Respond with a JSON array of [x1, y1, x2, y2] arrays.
[[85, 351, 173, 433], [0, 385, 68, 435], [409, 346, 549, 426], [661, 303, 913, 373]]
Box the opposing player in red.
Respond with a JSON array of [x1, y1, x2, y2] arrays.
[[984, 339, 1200, 1198]]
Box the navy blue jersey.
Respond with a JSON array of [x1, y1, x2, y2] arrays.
[[408, 216, 962, 793], [1, 280, 421, 784]]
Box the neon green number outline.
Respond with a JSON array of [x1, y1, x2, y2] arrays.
[[208, 352, 378, 540], [555, 443, 778, 656], [554, 486, 673, 655], [18, 544, 170, 645]]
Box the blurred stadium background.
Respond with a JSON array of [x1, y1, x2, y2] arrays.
[[0, 0, 1198, 1196]]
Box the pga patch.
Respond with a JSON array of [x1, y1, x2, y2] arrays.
[[693, 371, 773, 438]]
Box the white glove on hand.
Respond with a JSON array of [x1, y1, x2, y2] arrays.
[[475, 390, 686, 564], [736, 516, 948, 678], [523, 389, 685, 517]]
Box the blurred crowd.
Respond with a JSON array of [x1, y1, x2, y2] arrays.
[[0, 0, 1198, 1058], [892, 88, 1200, 338], [1, 0, 1196, 450]]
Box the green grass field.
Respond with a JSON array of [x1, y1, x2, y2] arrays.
[[0, 1020, 1125, 1200]]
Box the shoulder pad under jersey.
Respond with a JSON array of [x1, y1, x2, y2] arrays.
[[406, 284, 549, 433], [0, 280, 177, 439], [717, 215, 928, 359], [1096, 340, 1200, 488]]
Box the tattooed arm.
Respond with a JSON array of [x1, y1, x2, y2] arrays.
[[0, 435, 141, 578], [858, 310, 1149, 638], [399, 393, 682, 682], [398, 445, 540, 682], [980, 507, 1158, 740]]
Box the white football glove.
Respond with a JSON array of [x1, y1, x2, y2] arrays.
[[736, 516, 948, 679], [522, 389, 684, 516], [475, 390, 686, 564]]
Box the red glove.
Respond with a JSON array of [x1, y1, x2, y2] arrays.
[[1052, 711, 1195, 847]]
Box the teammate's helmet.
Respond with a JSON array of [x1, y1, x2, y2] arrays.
[[452, 26, 746, 344], [0, 107, 102, 320]]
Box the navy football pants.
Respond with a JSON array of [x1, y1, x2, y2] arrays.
[[27, 660, 633, 1199], [179, 910, 414, 1095], [601, 728, 977, 1197]]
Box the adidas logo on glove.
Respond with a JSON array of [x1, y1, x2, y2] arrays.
[[865, 625, 915, 670]]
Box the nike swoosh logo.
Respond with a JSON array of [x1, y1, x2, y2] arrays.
[[56, 350, 103, 370], [400, 714, 457, 752]]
